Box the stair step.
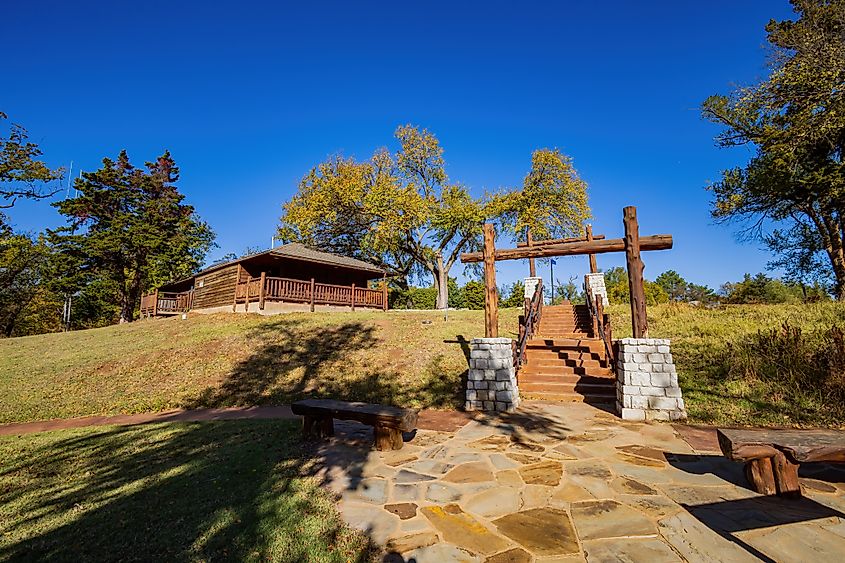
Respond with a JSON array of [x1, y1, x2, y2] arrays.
[[523, 358, 607, 368], [518, 373, 615, 385], [520, 381, 615, 394], [520, 391, 616, 404], [527, 338, 606, 351], [520, 368, 614, 378]]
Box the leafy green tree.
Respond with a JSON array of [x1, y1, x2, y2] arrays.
[[51, 151, 214, 323], [500, 280, 525, 308], [279, 126, 484, 309], [280, 128, 591, 309], [0, 230, 58, 336], [721, 273, 804, 304], [686, 283, 718, 304], [702, 0, 845, 297], [604, 266, 669, 305], [447, 277, 466, 309], [0, 112, 63, 223], [655, 270, 688, 301], [463, 280, 485, 310]]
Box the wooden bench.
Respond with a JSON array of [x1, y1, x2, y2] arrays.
[[291, 399, 418, 451], [718, 428, 845, 497]]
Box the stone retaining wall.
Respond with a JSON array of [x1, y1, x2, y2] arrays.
[[616, 338, 687, 421], [465, 337, 519, 412]]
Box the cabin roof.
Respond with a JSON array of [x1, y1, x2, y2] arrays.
[[189, 243, 385, 281]]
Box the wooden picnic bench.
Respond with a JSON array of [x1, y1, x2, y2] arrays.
[[291, 399, 418, 451], [717, 428, 845, 498]]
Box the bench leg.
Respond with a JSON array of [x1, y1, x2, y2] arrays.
[[744, 454, 801, 497], [745, 458, 777, 496], [303, 416, 334, 441], [374, 425, 403, 451], [772, 452, 801, 498]]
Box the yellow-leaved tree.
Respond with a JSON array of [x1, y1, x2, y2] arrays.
[[279, 126, 590, 309]]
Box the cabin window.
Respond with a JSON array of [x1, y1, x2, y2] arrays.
[[197, 278, 204, 288]]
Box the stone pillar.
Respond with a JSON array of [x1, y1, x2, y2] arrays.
[[584, 272, 608, 305], [616, 338, 686, 421], [465, 337, 519, 412], [524, 277, 542, 299]]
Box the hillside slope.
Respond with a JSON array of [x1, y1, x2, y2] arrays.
[[3, 303, 845, 427], [0, 310, 518, 424]]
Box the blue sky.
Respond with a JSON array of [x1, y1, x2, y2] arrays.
[[4, 1, 794, 290]]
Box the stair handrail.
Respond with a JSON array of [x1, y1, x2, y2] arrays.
[[514, 279, 543, 367], [584, 277, 615, 367]]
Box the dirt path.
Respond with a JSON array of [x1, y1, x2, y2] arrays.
[[0, 406, 475, 437]]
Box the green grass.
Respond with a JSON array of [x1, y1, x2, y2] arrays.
[[0, 419, 373, 562], [0, 310, 518, 424], [609, 301, 845, 428], [3, 304, 845, 428]]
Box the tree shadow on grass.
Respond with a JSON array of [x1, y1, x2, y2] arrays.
[[0, 419, 377, 562], [183, 318, 466, 410]]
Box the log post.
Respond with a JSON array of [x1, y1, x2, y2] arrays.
[[310, 278, 315, 312], [259, 271, 266, 310], [351, 283, 356, 311], [382, 275, 388, 311], [586, 224, 598, 274], [527, 229, 536, 277], [152, 289, 158, 317], [233, 264, 242, 312], [623, 206, 648, 338], [772, 452, 801, 497], [483, 223, 498, 338]]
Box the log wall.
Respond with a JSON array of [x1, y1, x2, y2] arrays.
[[193, 265, 239, 309]]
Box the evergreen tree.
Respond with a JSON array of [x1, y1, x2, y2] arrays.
[[51, 151, 214, 323]]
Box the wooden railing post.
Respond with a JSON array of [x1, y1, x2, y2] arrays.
[[527, 229, 536, 277], [152, 289, 158, 317], [259, 272, 266, 310], [310, 278, 315, 312], [483, 223, 498, 338], [586, 224, 598, 273], [382, 275, 388, 311], [624, 206, 648, 338], [233, 264, 242, 312], [351, 283, 356, 311]]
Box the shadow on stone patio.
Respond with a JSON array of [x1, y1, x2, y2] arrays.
[[682, 495, 845, 563]]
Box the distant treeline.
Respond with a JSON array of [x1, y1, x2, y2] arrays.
[[391, 268, 832, 310]]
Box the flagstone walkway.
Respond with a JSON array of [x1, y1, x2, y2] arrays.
[[306, 401, 845, 562]]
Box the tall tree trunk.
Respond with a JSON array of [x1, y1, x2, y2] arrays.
[[433, 253, 449, 309], [806, 207, 845, 300]]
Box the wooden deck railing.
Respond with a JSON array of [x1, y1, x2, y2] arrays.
[[140, 290, 193, 317], [235, 276, 387, 311]]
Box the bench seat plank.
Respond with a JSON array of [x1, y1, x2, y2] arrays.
[[718, 428, 845, 463], [291, 399, 418, 431]]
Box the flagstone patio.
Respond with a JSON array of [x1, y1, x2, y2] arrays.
[[305, 401, 845, 562]]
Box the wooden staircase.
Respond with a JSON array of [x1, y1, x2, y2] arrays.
[[518, 302, 616, 404]]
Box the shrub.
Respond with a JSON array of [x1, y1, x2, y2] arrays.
[[463, 281, 484, 310], [723, 321, 845, 421]]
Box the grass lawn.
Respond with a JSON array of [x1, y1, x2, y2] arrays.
[[2, 304, 845, 428], [609, 302, 845, 428], [0, 309, 519, 424], [0, 419, 373, 562]]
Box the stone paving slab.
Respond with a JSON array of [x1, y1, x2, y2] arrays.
[[307, 401, 845, 562]]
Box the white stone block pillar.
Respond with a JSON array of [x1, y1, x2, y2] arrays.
[[524, 277, 542, 299], [465, 337, 519, 412], [616, 338, 687, 421], [584, 272, 608, 305]]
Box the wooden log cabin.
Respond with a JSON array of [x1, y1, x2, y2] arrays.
[[140, 243, 387, 317]]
